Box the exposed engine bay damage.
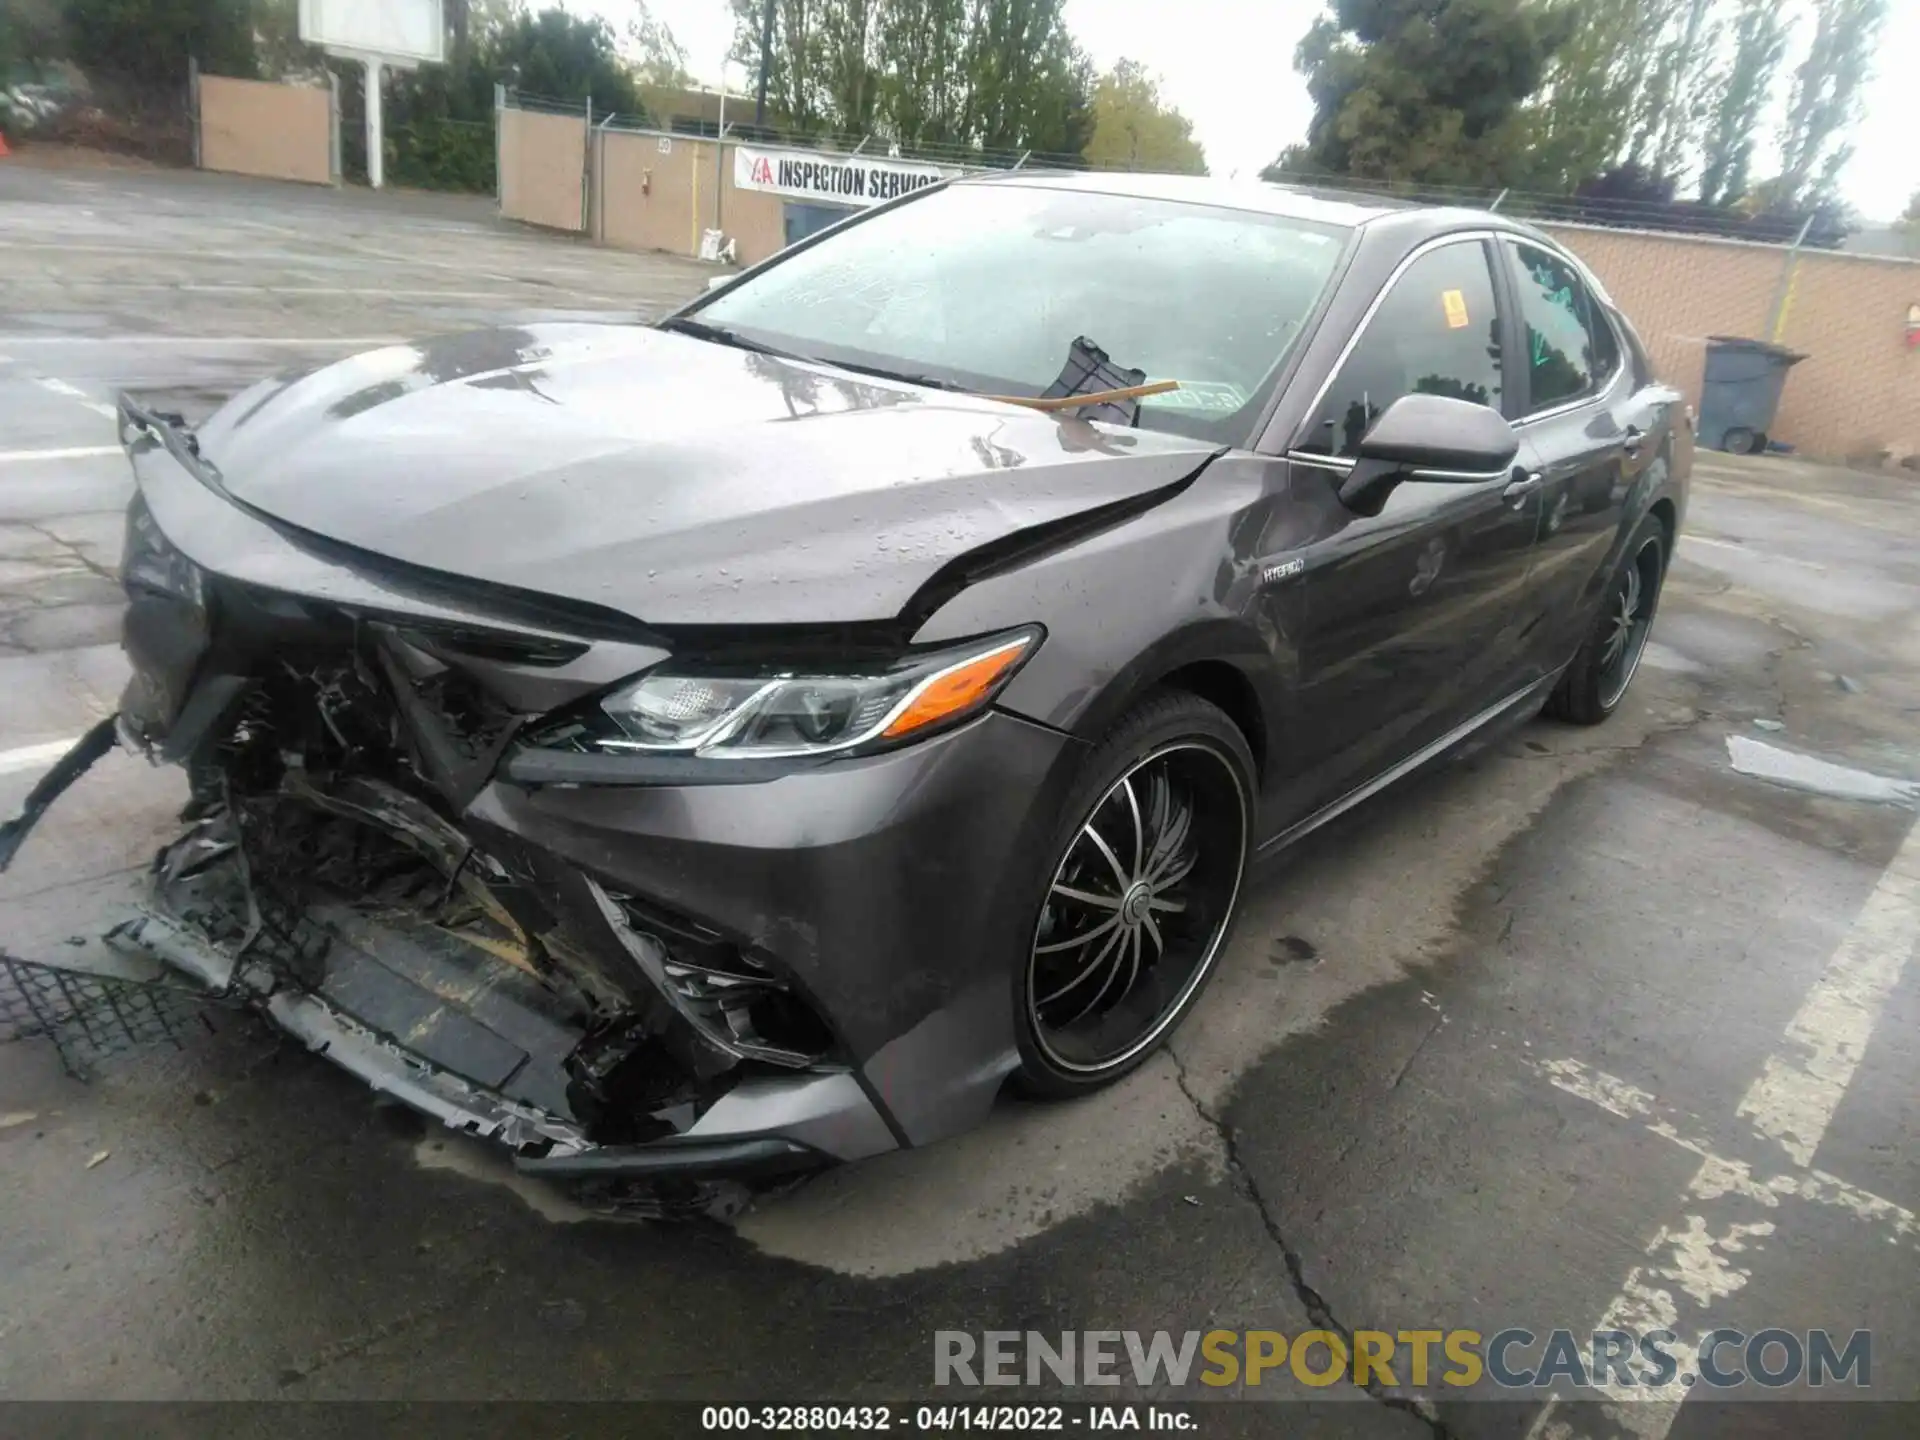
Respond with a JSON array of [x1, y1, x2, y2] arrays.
[[3, 619, 863, 1216]]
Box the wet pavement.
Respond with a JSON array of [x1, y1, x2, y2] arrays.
[[2, 162, 1918, 1437]]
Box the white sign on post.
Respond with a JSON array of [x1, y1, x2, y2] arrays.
[[299, 0, 445, 64], [733, 146, 960, 207], [299, 0, 445, 191]]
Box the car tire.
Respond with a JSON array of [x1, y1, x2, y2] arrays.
[[1012, 690, 1254, 1098], [1545, 512, 1668, 726]]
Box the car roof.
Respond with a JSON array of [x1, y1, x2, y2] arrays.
[[957, 168, 1429, 229]]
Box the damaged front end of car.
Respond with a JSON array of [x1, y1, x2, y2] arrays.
[[3, 401, 898, 1216]]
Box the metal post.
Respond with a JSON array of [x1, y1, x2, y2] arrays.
[[593, 111, 615, 242], [188, 56, 201, 170], [755, 0, 776, 128], [362, 56, 384, 189], [328, 69, 342, 185], [714, 87, 727, 241], [1767, 212, 1817, 344], [582, 96, 593, 235], [493, 82, 506, 204]]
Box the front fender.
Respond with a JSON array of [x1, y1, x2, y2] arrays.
[[910, 455, 1297, 764]]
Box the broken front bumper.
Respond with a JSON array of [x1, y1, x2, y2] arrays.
[[2, 402, 1086, 1187]]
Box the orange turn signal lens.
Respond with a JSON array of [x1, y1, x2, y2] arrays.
[[882, 637, 1034, 740]]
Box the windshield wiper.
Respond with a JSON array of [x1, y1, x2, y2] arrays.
[[661, 321, 957, 393], [810, 356, 970, 393], [658, 316, 802, 360]]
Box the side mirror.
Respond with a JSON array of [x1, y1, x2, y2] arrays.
[[706, 274, 732, 293], [1337, 392, 1519, 515]]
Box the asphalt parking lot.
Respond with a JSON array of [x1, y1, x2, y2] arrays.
[[3, 159, 1918, 1438]]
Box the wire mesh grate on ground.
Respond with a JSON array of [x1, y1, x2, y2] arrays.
[[0, 954, 229, 1078]]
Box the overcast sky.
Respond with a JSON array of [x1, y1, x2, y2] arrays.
[[591, 0, 1920, 222]]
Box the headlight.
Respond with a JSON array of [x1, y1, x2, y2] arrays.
[[577, 629, 1040, 759], [120, 496, 203, 607]]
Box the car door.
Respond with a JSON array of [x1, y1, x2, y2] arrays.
[[1499, 239, 1658, 681], [1274, 235, 1542, 820]]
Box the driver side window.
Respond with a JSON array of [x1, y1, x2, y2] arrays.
[[1298, 241, 1505, 459]]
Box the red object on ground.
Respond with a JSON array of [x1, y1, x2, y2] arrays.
[[0, 134, 12, 158]]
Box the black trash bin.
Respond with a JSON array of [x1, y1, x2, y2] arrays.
[[1698, 336, 1807, 455]]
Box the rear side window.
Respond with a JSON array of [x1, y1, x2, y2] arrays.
[[1507, 242, 1617, 413], [1297, 240, 1505, 459]]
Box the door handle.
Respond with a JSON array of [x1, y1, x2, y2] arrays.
[[1621, 425, 1647, 459], [1503, 472, 1544, 505]]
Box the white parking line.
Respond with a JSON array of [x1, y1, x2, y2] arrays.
[[1738, 829, 1920, 1164], [1527, 816, 1920, 1440], [31, 377, 117, 420], [0, 737, 83, 777], [0, 446, 121, 464], [1679, 534, 1827, 572]]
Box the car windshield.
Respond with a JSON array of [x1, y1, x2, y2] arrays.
[[690, 183, 1351, 444]]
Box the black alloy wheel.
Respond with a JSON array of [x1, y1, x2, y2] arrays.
[[1016, 693, 1252, 1094], [1547, 511, 1669, 725]]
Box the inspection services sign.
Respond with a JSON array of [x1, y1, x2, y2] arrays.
[[734, 146, 960, 207]]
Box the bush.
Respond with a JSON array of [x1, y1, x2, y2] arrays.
[[387, 116, 495, 193], [60, 0, 255, 88]]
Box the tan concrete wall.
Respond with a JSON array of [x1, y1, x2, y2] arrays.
[[499, 109, 588, 232], [1541, 223, 1920, 461], [594, 130, 785, 265], [197, 75, 332, 186], [1760, 249, 1920, 463]]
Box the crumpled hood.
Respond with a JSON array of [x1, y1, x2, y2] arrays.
[[193, 323, 1222, 627]]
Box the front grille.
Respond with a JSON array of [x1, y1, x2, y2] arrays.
[[585, 881, 838, 1068], [656, 953, 837, 1065]]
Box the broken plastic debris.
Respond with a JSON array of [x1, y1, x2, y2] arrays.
[[982, 336, 1178, 425], [1726, 735, 1919, 805], [1751, 718, 1786, 732], [0, 716, 119, 872], [85, 1149, 110, 1169], [0, 1111, 37, 1129]]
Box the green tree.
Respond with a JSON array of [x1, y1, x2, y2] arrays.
[[728, 0, 827, 133], [1523, 0, 1653, 192], [1622, 0, 1717, 184], [60, 0, 256, 85], [873, 0, 967, 147], [494, 8, 643, 114], [628, 1, 690, 89], [1, 0, 61, 77], [252, 0, 324, 79], [1696, 0, 1791, 206], [1774, 0, 1885, 209], [959, 0, 1079, 153], [1274, 0, 1573, 187], [1082, 60, 1205, 174], [727, 0, 1090, 158], [1024, 35, 1093, 160]]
